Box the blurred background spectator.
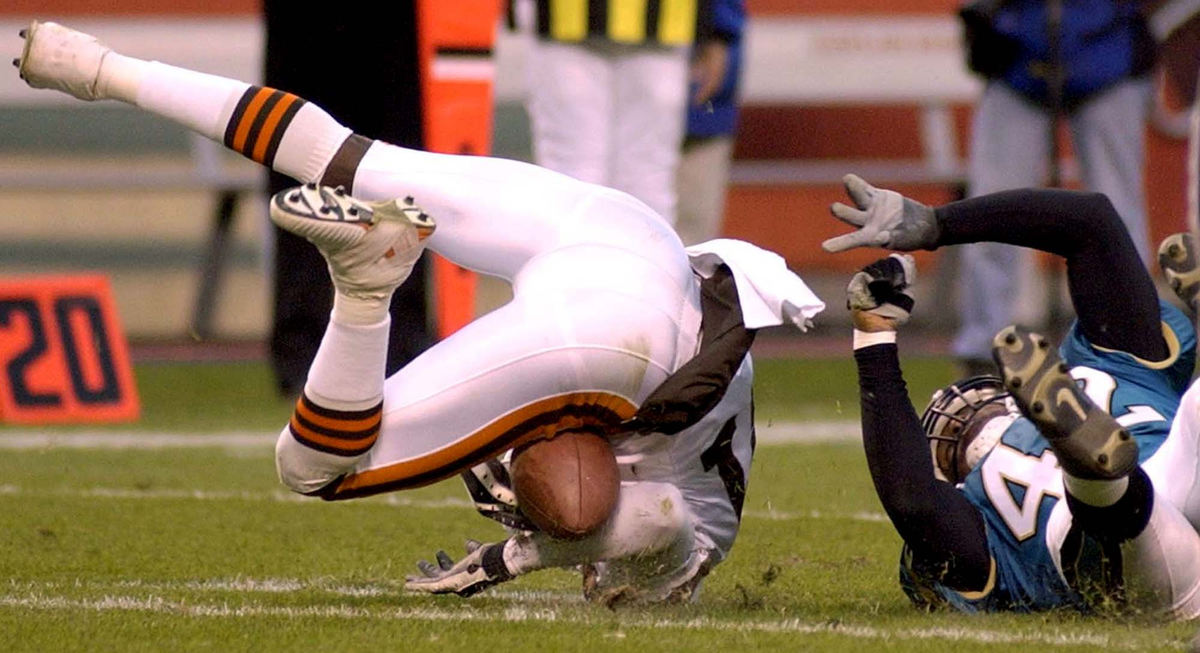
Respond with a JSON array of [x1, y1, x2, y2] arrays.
[[953, 0, 1157, 376], [509, 0, 723, 227], [675, 0, 745, 246]]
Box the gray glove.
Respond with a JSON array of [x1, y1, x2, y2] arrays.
[[405, 539, 514, 597], [847, 254, 917, 325], [822, 174, 940, 253]]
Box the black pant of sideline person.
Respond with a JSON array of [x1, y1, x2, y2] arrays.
[[264, 0, 431, 395]]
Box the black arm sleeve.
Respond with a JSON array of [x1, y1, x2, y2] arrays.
[[855, 343, 992, 592], [934, 189, 1164, 360]]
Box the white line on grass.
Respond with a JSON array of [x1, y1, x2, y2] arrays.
[[0, 484, 479, 509], [0, 484, 889, 523], [0, 422, 861, 450], [0, 591, 1140, 649], [0, 431, 277, 450], [6, 578, 585, 603], [758, 421, 860, 444]]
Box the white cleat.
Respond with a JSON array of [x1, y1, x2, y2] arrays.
[[270, 184, 435, 300], [15, 20, 110, 101]]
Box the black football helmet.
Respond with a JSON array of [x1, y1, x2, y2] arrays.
[[920, 375, 1011, 484]]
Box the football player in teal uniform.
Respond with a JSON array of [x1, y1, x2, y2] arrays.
[[826, 175, 1200, 617]]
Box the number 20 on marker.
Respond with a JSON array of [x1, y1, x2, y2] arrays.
[[0, 275, 140, 424]]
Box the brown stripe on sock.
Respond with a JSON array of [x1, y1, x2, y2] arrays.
[[289, 413, 379, 446], [287, 394, 382, 457], [256, 94, 306, 167], [298, 394, 381, 419], [223, 86, 261, 149], [224, 86, 274, 154], [320, 133, 374, 193], [241, 90, 286, 162], [295, 395, 382, 433], [288, 419, 379, 457], [291, 413, 379, 443]]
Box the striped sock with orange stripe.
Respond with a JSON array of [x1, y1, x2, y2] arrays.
[[277, 317, 390, 492], [44, 40, 355, 185], [219, 83, 355, 183], [223, 86, 307, 168], [128, 61, 352, 184], [289, 393, 382, 457]]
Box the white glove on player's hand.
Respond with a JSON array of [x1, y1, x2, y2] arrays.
[[846, 254, 917, 326], [404, 539, 514, 597], [823, 174, 941, 253]]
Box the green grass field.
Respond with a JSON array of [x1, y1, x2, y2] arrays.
[[1, 358, 1194, 651]]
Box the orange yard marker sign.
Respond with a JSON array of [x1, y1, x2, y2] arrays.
[[418, 0, 502, 338], [0, 275, 139, 423]]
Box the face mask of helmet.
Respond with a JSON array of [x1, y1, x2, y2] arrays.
[[920, 375, 1015, 484]]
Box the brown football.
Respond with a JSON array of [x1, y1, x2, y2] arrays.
[[510, 430, 620, 540]]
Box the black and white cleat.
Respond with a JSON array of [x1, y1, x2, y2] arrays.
[[1159, 232, 1200, 315], [992, 325, 1136, 480]]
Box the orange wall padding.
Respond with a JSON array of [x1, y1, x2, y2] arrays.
[[417, 0, 502, 337], [723, 127, 1191, 274], [722, 183, 953, 272], [737, 105, 975, 161]]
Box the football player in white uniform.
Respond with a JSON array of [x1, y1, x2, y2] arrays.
[[14, 21, 824, 602], [827, 174, 1200, 618]]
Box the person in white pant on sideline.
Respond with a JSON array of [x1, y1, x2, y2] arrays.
[[513, 0, 734, 227]]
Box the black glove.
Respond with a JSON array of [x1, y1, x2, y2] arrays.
[[846, 254, 917, 325]]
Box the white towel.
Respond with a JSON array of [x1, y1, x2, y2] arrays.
[[686, 238, 826, 331]]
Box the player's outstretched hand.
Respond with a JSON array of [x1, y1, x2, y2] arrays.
[[405, 539, 514, 597], [847, 254, 917, 331], [823, 174, 940, 253]]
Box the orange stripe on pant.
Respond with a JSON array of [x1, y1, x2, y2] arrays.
[[324, 391, 638, 499]]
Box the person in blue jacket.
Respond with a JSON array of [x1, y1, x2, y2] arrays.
[[675, 0, 745, 246], [953, 0, 1157, 376]]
